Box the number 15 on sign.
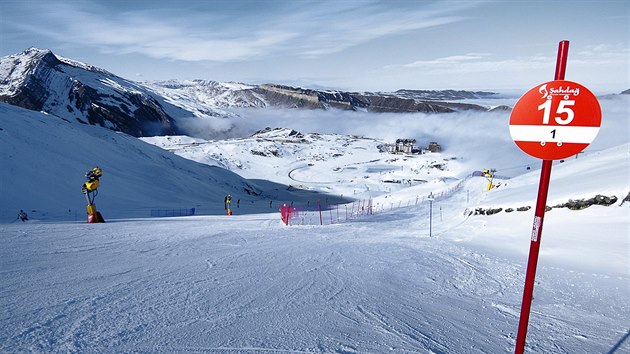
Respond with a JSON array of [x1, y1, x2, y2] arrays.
[[538, 98, 574, 125], [509, 80, 601, 161]]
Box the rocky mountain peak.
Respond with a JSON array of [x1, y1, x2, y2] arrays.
[[0, 48, 181, 137], [0, 48, 59, 96]]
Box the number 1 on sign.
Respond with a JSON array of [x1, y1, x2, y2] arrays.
[[538, 99, 575, 125]]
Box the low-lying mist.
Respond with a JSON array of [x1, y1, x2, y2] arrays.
[[179, 94, 629, 177]]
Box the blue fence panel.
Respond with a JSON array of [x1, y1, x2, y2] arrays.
[[150, 208, 195, 217]]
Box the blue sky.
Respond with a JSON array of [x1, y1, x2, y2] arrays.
[[1, 0, 628, 93]]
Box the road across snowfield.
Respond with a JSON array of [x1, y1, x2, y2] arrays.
[[1, 203, 627, 353]]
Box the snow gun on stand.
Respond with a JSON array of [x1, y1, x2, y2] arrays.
[[482, 169, 496, 191], [225, 194, 233, 215], [81, 166, 105, 223]]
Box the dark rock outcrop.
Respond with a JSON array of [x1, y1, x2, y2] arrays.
[[251, 84, 491, 113], [554, 195, 619, 210], [476, 194, 620, 216]]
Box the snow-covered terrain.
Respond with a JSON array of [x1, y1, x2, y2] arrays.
[[1, 142, 628, 353], [0, 49, 180, 135], [143, 79, 501, 116], [1, 78, 629, 353], [143, 79, 266, 111], [0, 103, 333, 222], [142, 127, 467, 204]]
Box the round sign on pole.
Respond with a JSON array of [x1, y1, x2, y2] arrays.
[[509, 80, 601, 160]]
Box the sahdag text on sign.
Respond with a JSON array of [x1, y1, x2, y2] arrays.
[[509, 80, 601, 160]]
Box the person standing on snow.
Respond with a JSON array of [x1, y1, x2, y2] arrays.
[[17, 210, 28, 222]]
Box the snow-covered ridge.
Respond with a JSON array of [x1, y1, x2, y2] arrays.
[[147, 80, 501, 113], [0, 48, 188, 137], [0, 47, 51, 96], [0, 48, 113, 95], [141, 79, 263, 120]]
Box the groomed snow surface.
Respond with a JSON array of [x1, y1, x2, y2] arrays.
[[2, 151, 629, 352], [1, 95, 629, 353]]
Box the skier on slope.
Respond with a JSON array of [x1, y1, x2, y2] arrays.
[[17, 210, 28, 222]]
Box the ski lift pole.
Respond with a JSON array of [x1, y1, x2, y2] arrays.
[[318, 200, 323, 225], [427, 192, 434, 237], [329, 207, 333, 224]]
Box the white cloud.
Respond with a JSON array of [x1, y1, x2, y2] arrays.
[[17, 3, 299, 62], [14, 0, 486, 62], [389, 53, 553, 74], [389, 44, 629, 79], [293, 13, 465, 58], [571, 44, 630, 66]]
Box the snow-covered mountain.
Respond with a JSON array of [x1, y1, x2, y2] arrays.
[[0, 103, 335, 222], [1, 45, 628, 352], [2, 48, 628, 220], [0, 99, 470, 222], [0, 48, 509, 132], [392, 88, 499, 101], [147, 80, 502, 113], [142, 79, 267, 110], [0, 48, 198, 137]]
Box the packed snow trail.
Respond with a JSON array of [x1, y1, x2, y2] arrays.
[[1, 205, 627, 353]]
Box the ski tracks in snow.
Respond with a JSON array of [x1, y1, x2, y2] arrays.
[[1, 214, 628, 353]]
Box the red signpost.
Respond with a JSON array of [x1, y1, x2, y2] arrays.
[[510, 40, 601, 354]]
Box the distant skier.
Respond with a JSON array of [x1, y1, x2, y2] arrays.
[[17, 210, 28, 222], [224, 194, 232, 210]]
